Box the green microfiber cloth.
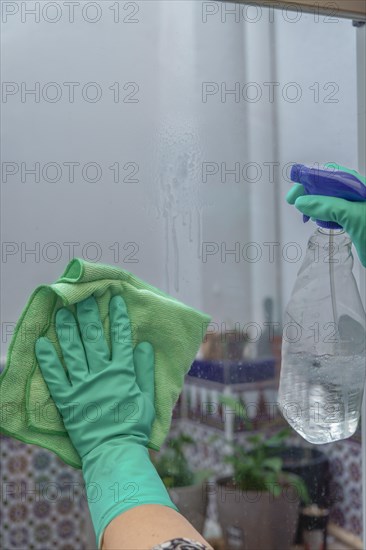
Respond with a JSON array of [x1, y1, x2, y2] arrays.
[[0, 258, 211, 469]]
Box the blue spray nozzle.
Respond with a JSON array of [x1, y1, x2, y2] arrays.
[[291, 164, 366, 230]]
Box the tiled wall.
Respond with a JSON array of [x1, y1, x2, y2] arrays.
[[0, 435, 96, 550], [327, 440, 363, 536]]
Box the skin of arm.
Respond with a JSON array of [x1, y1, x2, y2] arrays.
[[102, 505, 214, 550]]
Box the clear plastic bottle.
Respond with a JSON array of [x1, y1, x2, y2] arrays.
[[278, 228, 366, 444], [278, 165, 366, 444]]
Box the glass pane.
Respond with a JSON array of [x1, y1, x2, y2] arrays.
[[1, 2, 364, 549]]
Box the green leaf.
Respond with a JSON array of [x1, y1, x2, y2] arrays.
[[265, 428, 290, 447], [271, 483, 282, 498], [155, 433, 197, 488], [262, 457, 282, 473], [285, 473, 311, 505], [247, 434, 262, 445], [193, 469, 214, 484], [219, 395, 246, 415]]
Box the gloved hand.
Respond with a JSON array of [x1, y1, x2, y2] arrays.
[[35, 295, 178, 548], [287, 163, 366, 267]]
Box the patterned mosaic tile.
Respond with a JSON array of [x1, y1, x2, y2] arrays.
[[0, 435, 96, 550]]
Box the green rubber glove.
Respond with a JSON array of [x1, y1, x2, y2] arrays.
[[287, 163, 366, 267], [35, 295, 178, 548]]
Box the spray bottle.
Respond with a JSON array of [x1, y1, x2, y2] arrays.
[[278, 164, 366, 444]]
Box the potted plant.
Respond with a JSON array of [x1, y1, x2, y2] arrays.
[[153, 433, 211, 533], [216, 396, 311, 550]]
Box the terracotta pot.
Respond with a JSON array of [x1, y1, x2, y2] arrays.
[[216, 476, 300, 550], [168, 482, 208, 533]]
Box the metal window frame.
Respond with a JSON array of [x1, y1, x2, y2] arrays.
[[357, 22, 366, 543], [223, 0, 366, 21]]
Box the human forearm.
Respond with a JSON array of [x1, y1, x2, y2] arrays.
[[102, 504, 213, 550]]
